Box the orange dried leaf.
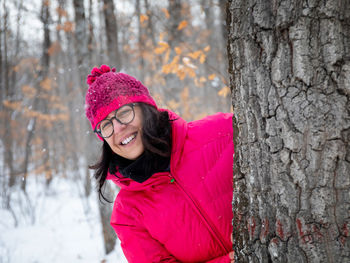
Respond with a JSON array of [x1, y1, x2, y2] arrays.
[[13, 65, 20, 72], [140, 14, 149, 23], [164, 49, 171, 64], [199, 53, 206, 64], [48, 41, 61, 56], [3, 100, 22, 110], [162, 8, 170, 19], [181, 87, 189, 100], [177, 20, 188, 31], [57, 113, 69, 121], [218, 86, 230, 97], [159, 32, 166, 41], [158, 41, 169, 48], [155, 46, 166, 54], [63, 21, 74, 32], [176, 67, 186, 80], [187, 68, 196, 78], [40, 78, 52, 91], [203, 45, 211, 52], [45, 170, 52, 180], [162, 64, 172, 74], [22, 85, 36, 98], [199, 77, 206, 82], [208, 74, 216, 80], [194, 78, 200, 87], [155, 41, 169, 54], [167, 99, 180, 110], [175, 47, 182, 55], [183, 57, 197, 69], [172, 55, 180, 65], [188, 51, 202, 60], [56, 7, 68, 17]]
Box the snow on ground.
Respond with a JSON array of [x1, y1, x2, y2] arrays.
[[0, 176, 127, 263]]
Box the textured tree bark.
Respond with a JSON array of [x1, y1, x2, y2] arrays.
[[0, 3, 2, 105], [98, 183, 116, 254], [144, 0, 156, 47], [22, 0, 52, 192], [73, 0, 89, 96], [102, 0, 122, 69], [227, 0, 350, 262], [2, 1, 9, 99], [1, 1, 16, 190], [168, 0, 183, 47], [136, 0, 145, 80]]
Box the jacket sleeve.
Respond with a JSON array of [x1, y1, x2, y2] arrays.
[[112, 221, 183, 263], [112, 218, 231, 263], [206, 253, 231, 263]]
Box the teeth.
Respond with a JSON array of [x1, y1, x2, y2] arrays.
[[121, 134, 136, 145]]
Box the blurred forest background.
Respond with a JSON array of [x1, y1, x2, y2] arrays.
[[0, 0, 230, 260]]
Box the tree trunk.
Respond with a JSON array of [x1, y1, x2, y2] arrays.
[[2, 1, 9, 99], [102, 0, 121, 69], [136, 0, 145, 80], [22, 0, 52, 191], [98, 183, 116, 254], [165, 0, 185, 111], [144, 0, 156, 47], [167, 0, 183, 47], [0, 0, 3, 107], [11, 0, 24, 90], [219, 0, 228, 50], [87, 0, 94, 67], [1, 1, 16, 189], [72, 0, 89, 96], [227, 0, 350, 262]]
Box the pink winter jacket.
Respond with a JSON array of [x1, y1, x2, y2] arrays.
[[107, 111, 234, 262]]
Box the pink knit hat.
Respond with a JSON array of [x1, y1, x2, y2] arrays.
[[85, 65, 157, 140]]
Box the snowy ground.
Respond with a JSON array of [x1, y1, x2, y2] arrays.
[[0, 176, 127, 263]]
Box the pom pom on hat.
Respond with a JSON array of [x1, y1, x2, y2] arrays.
[[87, 65, 116, 85], [85, 65, 157, 140]]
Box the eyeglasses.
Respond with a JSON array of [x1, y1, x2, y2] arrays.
[[94, 103, 136, 138]]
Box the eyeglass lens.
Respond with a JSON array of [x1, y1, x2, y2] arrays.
[[97, 104, 135, 138]]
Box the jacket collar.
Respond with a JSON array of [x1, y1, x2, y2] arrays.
[[106, 109, 188, 190]]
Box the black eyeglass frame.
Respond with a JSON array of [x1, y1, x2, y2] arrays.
[[94, 103, 137, 139]]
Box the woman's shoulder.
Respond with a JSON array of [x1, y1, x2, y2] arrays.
[[181, 112, 233, 152], [188, 112, 233, 135], [111, 188, 143, 225]]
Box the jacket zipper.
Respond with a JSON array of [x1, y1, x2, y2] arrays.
[[169, 174, 230, 254]]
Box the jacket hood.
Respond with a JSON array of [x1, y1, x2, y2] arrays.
[[106, 109, 187, 191]]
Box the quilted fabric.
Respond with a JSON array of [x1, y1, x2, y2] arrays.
[[107, 110, 234, 262]]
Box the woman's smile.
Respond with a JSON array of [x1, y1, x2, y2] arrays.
[[120, 132, 137, 145]]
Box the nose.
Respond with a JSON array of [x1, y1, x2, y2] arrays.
[[112, 117, 126, 135]]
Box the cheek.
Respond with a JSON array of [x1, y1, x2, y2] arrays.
[[105, 138, 119, 152], [134, 108, 143, 127]]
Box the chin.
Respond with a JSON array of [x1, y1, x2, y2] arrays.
[[127, 150, 144, 160]]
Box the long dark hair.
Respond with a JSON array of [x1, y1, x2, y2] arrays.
[[89, 103, 172, 202]]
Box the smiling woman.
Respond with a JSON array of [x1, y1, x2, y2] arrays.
[[84, 65, 235, 263]]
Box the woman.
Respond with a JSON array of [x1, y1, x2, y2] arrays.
[[85, 65, 235, 262]]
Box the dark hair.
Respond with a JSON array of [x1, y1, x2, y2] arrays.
[[89, 103, 172, 202]]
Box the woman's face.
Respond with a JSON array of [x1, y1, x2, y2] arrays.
[[104, 104, 144, 160]]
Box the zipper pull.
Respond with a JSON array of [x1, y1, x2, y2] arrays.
[[169, 174, 175, 183]]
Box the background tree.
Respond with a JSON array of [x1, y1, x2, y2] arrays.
[[102, 0, 121, 68], [0, 0, 231, 256], [227, 0, 350, 262]]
